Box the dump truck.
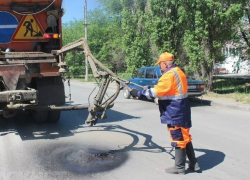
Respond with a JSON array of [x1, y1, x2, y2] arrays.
[[0, 0, 123, 126]]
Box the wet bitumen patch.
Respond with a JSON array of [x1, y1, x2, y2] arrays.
[[37, 143, 128, 175], [63, 148, 127, 173]]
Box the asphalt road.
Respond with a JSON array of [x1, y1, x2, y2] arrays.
[[0, 81, 250, 180]]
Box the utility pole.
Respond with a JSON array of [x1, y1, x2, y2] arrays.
[[84, 0, 88, 81]]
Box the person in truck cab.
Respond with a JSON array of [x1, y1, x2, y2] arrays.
[[130, 52, 200, 175]]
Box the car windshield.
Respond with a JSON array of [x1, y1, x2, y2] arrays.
[[135, 69, 145, 78], [145, 69, 155, 78]]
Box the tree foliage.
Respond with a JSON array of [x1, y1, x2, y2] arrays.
[[232, 1, 250, 60], [63, 19, 85, 76], [62, 8, 125, 76], [63, 0, 248, 90], [181, 0, 246, 89]]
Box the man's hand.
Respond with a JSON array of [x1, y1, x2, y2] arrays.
[[130, 89, 139, 97]]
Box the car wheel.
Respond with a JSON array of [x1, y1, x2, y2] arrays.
[[123, 88, 131, 99]]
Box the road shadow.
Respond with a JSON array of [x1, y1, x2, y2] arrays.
[[1, 115, 225, 175], [189, 98, 212, 107], [76, 124, 169, 154], [74, 125, 225, 173], [0, 109, 139, 141], [36, 124, 173, 175], [186, 148, 225, 174]]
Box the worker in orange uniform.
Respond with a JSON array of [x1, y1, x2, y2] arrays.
[[130, 52, 200, 175]]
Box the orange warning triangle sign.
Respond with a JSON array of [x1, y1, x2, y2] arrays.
[[12, 15, 47, 42]]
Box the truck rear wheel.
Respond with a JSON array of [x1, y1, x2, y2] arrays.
[[48, 111, 61, 123], [32, 110, 48, 124], [2, 109, 17, 118], [31, 76, 65, 123]]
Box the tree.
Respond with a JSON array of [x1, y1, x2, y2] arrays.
[[99, 0, 154, 74], [62, 8, 125, 76], [147, 0, 187, 67], [62, 0, 247, 90], [181, 0, 245, 90], [63, 20, 85, 77], [234, 1, 250, 60]]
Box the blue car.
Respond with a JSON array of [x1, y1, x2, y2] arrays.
[[123, 66, 206, 99]]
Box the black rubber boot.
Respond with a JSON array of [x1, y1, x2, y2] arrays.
[[165, 148, 186, 175], [186, 142, 200, 171]]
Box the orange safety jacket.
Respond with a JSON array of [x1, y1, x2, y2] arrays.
[[138, 64, 191, 128]]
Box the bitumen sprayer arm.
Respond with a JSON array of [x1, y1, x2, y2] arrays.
[[54, 38, 131, 126]]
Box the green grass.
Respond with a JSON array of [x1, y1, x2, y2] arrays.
[[211, 79, 250, 104], [234, 92, 250, 104], [213, 79, 250, 94]]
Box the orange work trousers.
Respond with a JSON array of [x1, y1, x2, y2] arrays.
[[167, 126, 192, 149]]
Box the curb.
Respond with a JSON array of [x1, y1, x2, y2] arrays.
[[190, 98, 250, 112]]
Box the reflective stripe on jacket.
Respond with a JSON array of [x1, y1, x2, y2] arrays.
[[139, 65, 191, 128]]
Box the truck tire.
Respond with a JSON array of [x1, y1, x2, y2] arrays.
[[35, 77, 65, 106], [48, 111, 61, 123], [32, 110, 48, 124], [2, 109, 17, 118], [123, 88, 131, 99], [32, 76, 65, 123]]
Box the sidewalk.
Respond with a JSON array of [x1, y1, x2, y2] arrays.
[[191, 94, 250, 112], [214, 73, 250, 79]]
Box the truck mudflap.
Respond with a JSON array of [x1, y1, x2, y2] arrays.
[[0, 65, 26, 90]]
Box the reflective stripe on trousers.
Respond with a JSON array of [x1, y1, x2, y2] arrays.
[[167, 126, 192, 149]]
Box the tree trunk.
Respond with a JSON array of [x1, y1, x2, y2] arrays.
[[206, 70, 213, 92]]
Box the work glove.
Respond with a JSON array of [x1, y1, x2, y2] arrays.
[[130, 89, 139, 97]]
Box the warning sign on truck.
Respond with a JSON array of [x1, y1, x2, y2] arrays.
[[12, 15, 46, 42]]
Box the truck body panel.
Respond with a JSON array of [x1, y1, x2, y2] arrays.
[[0, 0, 65, 122], [0, 0, 63, 52], [0, 0, 122, 126]]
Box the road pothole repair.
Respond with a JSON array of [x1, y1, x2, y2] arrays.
[[62, 148, 127, 173]]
